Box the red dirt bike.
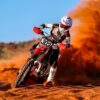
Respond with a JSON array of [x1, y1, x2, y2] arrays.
[[14, 27, 66, 88]]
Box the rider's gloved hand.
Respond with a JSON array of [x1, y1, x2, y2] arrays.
[[39, 24, 45, 29], [66, 44, 70, 48]]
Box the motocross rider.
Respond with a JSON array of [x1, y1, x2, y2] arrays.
[[33, 16, 72, 86]]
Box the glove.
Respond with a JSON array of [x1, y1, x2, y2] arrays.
[[66, 44, 70, 48], [39, 24, 45, 29]]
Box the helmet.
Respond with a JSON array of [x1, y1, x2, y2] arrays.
[[60, 16, 72, 27]]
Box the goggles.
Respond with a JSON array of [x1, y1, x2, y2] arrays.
[[60, 23, 70, 30]]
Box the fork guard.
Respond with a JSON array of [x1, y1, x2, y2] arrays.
[[34, 61, 42, 73]]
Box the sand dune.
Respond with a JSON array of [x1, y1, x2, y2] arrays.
[[0, 84, 100, 100]]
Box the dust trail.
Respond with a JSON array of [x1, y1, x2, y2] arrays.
[[55, 0, 100, 84]]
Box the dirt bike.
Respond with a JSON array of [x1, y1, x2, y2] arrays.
[[14, 27, 66, 88]]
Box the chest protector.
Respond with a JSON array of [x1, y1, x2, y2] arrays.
[[51, 27, 68, 42]]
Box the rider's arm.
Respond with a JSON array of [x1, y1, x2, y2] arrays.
[[39, 24, 59, 29], [65, 31, 70, 48]]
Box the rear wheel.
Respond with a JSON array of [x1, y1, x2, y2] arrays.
[[14, 58, 34, 88]]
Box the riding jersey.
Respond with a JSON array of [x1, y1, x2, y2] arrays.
[[40, 24, 70, 46]]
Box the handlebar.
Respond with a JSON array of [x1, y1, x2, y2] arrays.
[[33, 26, 59, 44]]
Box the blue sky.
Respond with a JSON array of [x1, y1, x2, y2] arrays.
[[0, 0, 79, 42]]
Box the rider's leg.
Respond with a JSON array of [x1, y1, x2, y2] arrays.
[[44, 48, 59, 86], [47, 64, 57, 82]]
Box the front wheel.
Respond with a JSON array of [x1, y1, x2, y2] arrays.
[[14, 58, 34, 88]]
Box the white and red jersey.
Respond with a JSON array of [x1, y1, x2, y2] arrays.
[[40, 23, 70, 46]]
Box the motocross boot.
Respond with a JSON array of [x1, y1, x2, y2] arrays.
[[44, 66, 57, 87]]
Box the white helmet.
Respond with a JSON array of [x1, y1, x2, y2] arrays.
[[60, 16, 72, 27]]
